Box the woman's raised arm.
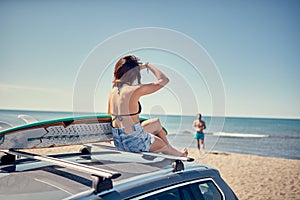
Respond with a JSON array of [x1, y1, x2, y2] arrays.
[[136, 63, 169, 96]]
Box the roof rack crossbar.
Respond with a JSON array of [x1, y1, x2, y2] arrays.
[[2, 149, 121, 179], [91, 144, 194, 162], [141, 152, 194, 162]]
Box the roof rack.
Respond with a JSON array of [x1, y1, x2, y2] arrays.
[[1, 149, 121, 193], [87, 144, 194, 172], [1, 144, 195, 193], [88, 143, 195, 163]]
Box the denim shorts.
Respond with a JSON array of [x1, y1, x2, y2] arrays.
[[112, 123, 154, 153]]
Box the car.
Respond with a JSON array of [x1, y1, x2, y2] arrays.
[[0, 144, 238, 200]]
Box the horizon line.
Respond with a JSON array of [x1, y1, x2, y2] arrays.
[[0, 107, 299, 120]]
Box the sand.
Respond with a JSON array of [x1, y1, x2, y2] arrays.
[[4, 146, 300, 199], [189, 149, 300, 200]]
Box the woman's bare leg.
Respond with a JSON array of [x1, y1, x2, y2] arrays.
[[149, 136, 188, 157], [141, 118, 169, 144]]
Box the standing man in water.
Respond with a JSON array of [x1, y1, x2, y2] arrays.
[[193, 113, 206, 154]]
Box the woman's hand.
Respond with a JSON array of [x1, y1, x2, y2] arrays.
[[135, 62, 169, 97], [139, 62, 149, 70]]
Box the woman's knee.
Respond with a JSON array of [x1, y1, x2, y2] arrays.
[[142, 118, 163, 134], [142, 118, 161, 126]]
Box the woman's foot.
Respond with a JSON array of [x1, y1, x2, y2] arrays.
[[182, 148, 188, 157]]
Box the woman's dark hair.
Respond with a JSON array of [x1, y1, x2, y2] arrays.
[[113, 55, 141, 87]]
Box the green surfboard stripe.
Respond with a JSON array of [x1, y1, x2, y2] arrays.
[[0, 114, 111, 135]]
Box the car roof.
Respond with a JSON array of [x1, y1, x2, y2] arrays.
[[0, 143, 218, 200]]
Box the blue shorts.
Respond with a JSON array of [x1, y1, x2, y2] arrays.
[[112, 123, 154, 153], [195, 131, 205, 140]]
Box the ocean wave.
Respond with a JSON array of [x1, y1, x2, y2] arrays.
[[174, 130, 269, 138], [212, 132, 269, 138]]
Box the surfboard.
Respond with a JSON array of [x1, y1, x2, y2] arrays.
[[0, 114, 147, 149]]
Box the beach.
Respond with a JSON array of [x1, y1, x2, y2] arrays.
[[189, 149, 300, 200], [23, 146, 300, 200]]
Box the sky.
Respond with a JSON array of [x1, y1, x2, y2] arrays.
[[0, 0, 299, 119]]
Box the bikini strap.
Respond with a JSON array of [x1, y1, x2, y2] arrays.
[[111, 101, 142, 122]]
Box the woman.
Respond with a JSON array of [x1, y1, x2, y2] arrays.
[[108, 55, 188, 157]]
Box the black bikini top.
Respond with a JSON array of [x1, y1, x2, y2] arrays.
[[111, 101, 142, 122]]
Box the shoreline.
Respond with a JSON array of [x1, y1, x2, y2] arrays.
[[186, 145, 300, 161], [189, 149, 300, 200]]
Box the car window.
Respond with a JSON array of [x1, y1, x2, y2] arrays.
[[136, 179, 223, 200], [198, 180, 222, 200], [180, 184, 198, 200], [142, 188, 181, 200]]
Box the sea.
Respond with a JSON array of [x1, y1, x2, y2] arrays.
[[0, 109, 299, 160]]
